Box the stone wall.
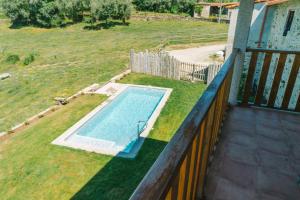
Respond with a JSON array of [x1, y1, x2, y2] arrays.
[[201, 5, 211, 18]]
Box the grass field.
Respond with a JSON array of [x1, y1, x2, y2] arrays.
[[0, 74, 206, 200], [0, 18, 227, 132]]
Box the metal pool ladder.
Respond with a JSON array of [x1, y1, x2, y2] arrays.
[[137, 120, 147, 139]]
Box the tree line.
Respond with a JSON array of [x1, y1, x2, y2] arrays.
[[1, 0, 237, 28], [133, 0, 196, 16], [2, 0, 131, 28], [132, 0, 237, 16]]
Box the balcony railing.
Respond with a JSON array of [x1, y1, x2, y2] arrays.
[[129, 50, 238, 200], [240, 48, 300, 112]]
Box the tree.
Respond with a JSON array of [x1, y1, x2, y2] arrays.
[[91, 0, 131, 24], [90, 0, 111, 23], [111, 0, 131, 24], [58, 0, 90, 22], [2, 0, 31, 25], [2, 0, 132, 27], [133, 0, 196, 16], [35, 0, 64, 28], [2, 0, 64, 27]]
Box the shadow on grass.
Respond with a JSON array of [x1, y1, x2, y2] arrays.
[[83, 21, 130, 30], [71, 138, 167, 200], [9, 21, 76, 29], [9, 22, 28, 29]]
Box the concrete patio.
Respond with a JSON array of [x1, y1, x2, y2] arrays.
[[205, 106, 300, 200]]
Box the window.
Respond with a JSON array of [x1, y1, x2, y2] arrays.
[[283, 10, 295, 36]]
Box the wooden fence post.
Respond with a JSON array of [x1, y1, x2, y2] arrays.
[[130, 49, 135, 71], [129, 49, 223, 83], [192, 64, 196, 82]]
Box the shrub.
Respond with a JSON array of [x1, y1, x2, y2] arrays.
[[23, 53, 36, 65], [5, 54, 20, 64], [176, 0, 195, 16], [133, 0, 172, 13], [194, 5, 203, 15]]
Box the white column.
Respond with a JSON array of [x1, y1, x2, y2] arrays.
[[228, 0, 255, 105]]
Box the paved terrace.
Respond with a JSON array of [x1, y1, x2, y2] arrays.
[[205, 106, 300, 200]]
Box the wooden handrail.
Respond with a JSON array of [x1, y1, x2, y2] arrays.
[[246, 48, 300, 55], [129, 50, 238, 200]]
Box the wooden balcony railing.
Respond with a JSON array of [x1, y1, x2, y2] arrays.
[[241, 48, 300, 112], [129, 51, 237, 200]]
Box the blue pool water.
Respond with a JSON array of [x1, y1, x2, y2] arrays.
[[75, 86, 166, 153]]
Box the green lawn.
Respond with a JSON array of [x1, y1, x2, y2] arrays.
[[0, 74, 206, 200], [0, 18, 228, 132]]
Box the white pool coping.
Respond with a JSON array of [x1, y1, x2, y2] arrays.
[[52, 83, 172, 158]]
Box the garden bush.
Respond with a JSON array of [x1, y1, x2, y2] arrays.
[[23, 53, 36, 65], [5, 54, 20, 64]]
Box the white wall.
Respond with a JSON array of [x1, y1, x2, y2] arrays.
[[247, 3, 268, 48], [244, 1, 300, 109], [226, 1, 300, 109], [263, 2, 300, 109]]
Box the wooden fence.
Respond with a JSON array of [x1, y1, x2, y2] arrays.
[[129, 50, 237, 200], [130, 49, 222, 83]]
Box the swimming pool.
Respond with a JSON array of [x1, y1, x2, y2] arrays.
[[52, 84, 172, 158]]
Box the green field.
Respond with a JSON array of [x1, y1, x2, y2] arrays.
[[0, 18, 228, 132], [0, 74, 206, 200]]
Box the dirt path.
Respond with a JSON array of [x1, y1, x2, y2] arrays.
[[168, 43, 226, 64]]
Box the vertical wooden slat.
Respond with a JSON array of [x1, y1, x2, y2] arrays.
[[254, 52, 273, 105], [215, 82, 226, 143], [268, 53, 288, 107], [183, 149, 192, 199], [171, 175, 179, 200], [190, 133, 200, 200], [295, 94, 300, 112], [192, 120, 206, 200], [210, 96, 220, 154], [242, 52, 259, 105], [186, 137, 197, 200], [281, 54, 300, 109], [165, 188, 172, 200], [196, 101, 216, 199], [177, 156, 187, 200]]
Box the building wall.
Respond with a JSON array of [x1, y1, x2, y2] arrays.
[[247, 3, 268, 48], [265, 3, 300, 50], [227, 1, 300, 109], [245, 1, 300, 109], [225, 8, 238, 58], [201, 6, 211, 18]]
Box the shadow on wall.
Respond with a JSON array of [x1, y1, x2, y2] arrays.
[[71, 138, 167, 200]]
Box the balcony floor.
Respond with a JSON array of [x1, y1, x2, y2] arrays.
[[205, 106, 300, 200]]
